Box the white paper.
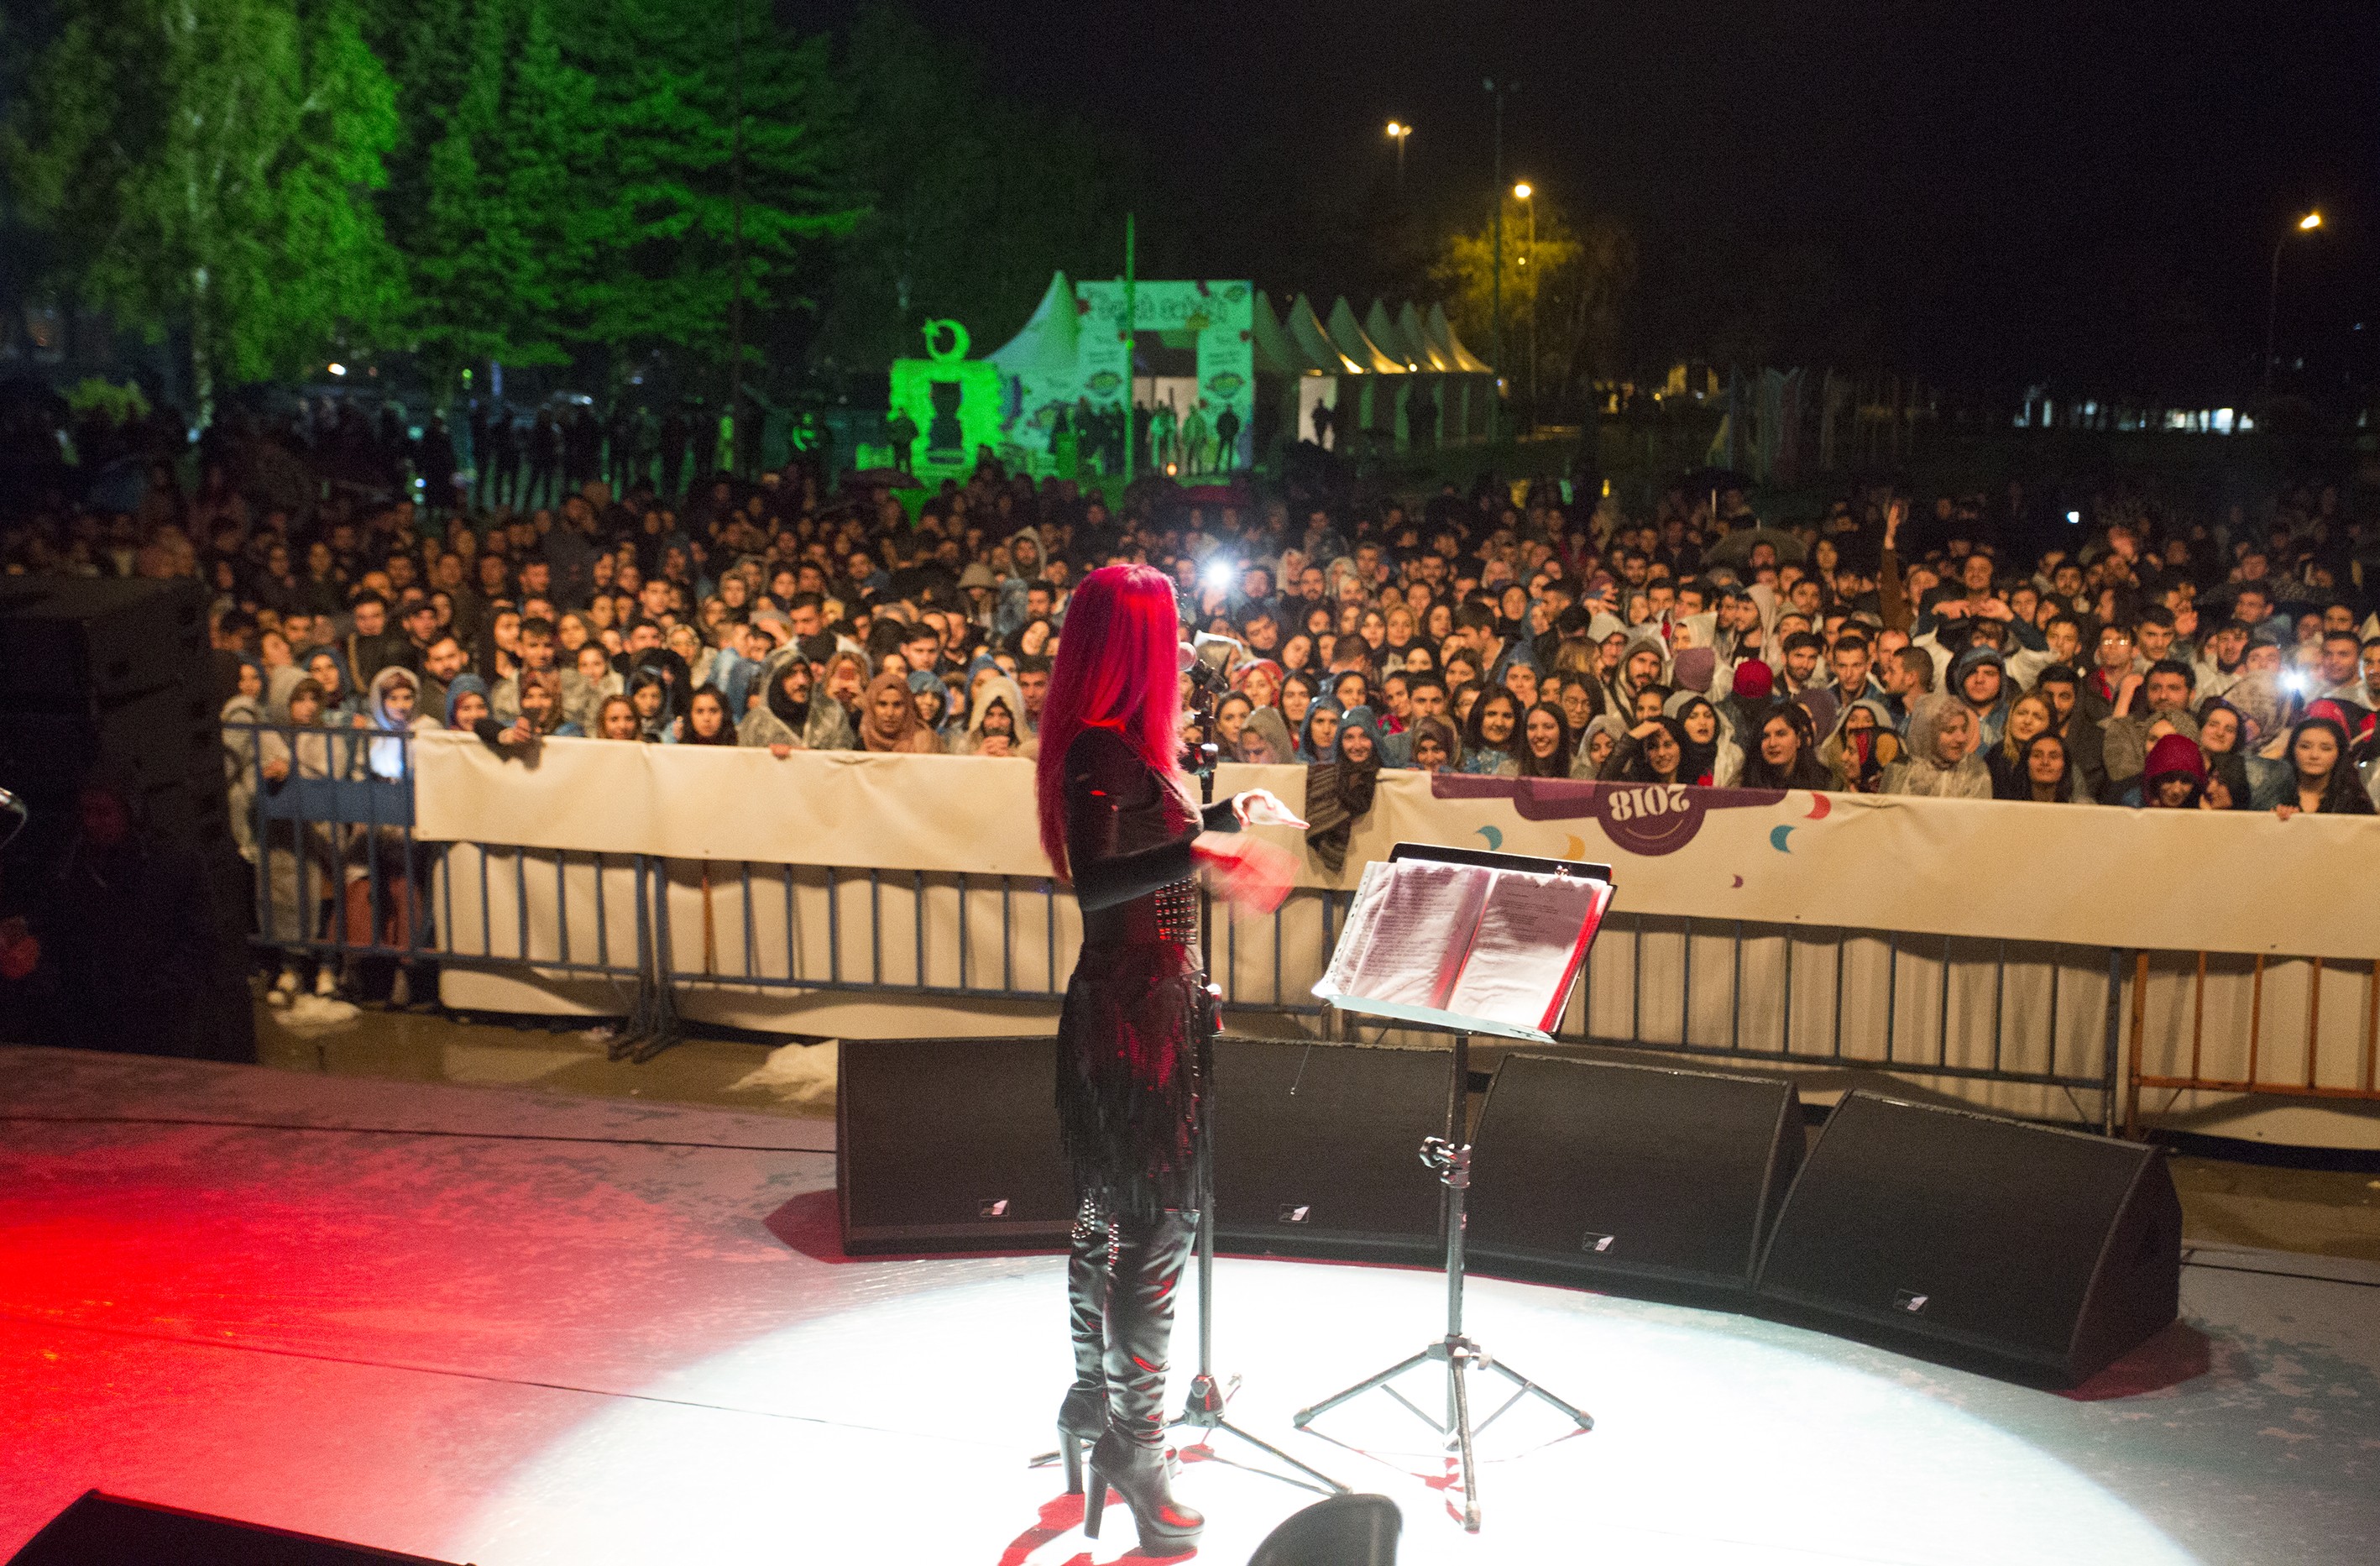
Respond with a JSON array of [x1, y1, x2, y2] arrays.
[[1318, 860, 1392, 998], [1441, 870, 1601, 1031], [1344, 862, 1493, 1009]]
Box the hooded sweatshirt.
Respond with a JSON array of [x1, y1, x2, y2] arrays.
[[736, 647, 856, 752]]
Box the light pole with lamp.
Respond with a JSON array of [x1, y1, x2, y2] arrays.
[[1386, 121, 1410, 191], [1484, 79, 1518, 444], [2264, 210, 2321, 391], [1514, 181, 1535, 429]]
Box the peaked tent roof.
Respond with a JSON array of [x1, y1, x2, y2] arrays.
[[1397, 302, 1456, 372], [1427, 303, 1496, 374], [1251, 290, 1308, 376], [1326, 297, 1407, 374], [985, 271, 1080, 378], [1367, 300, 1425, 370], [1287, 294, 1364, 374]]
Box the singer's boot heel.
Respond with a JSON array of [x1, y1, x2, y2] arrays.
[[1084, 1431, 1201, 1553]]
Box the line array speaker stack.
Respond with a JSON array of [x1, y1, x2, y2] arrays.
[[0, 575, 251, 1059], [1467, 1052, 1803, 1297], [0, 577, 223, 859], [1754, 1091, 2182, 1384], [7, 1491, 464, 1565]]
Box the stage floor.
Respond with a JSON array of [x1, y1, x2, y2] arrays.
[[2, 1045, 2374, 1565]]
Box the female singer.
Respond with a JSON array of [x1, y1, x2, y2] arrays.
[[1034, 563, 1294, 1554]]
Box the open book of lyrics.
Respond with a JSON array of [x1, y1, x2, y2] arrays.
[[1313, 857, 1614, 1041]]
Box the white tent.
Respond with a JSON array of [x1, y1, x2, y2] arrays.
[[981, 272, 1084, 465]]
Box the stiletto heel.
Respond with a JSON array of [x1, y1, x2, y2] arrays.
[[1083, 1458, 1108, 1538]]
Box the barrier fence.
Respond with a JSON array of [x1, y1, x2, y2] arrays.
[[229, 723, 2380, 1134]]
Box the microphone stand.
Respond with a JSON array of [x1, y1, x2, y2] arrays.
[[1174, 664, 1345, 1496]]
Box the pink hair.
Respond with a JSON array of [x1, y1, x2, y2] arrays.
[[1035, 563, 1190, 877]]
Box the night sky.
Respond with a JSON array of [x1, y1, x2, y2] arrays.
[[877, 0, 2379, 398]]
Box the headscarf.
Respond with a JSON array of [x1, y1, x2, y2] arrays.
[[907, 668, 952, 732], [1887, 694, 1991, 799], [858, 669, 935, 752], [1295, 697, 1345, 764], [1304, 705, 1383, 874], [443, 673, 491, 730], [1237, 706, 1295, 765], [1405, 714, 1462, 772], [365, 665, 421, 779], [1661, 689, 1722, 785]]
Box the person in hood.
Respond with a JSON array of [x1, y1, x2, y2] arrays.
[[1664, 689, 1740, 787], [1814, 697, 1897, 793], [1304, 705, 1383, 873], [955, 673, 1035, 758], [1947, 642, 2013, 746], [1882, 694, 1990, 799], [1236, 705, 1295, 766], [2139, 731, 2206, 809], [1605, 626, 1671, 717], [739, 651, 854, 753]]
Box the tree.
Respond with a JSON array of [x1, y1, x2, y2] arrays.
[[552, 0, 859, 375], [1, 0, 402, 425], [812, 4, 1137, 372], [1435, 191, 1635, 422], [392, 0, 586, 383]]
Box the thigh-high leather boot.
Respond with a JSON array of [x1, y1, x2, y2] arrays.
[[1084, 1209, 1201, 1553], [1057, 1197, 1108, 1494]]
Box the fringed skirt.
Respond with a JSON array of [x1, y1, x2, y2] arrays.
[[1056, 939, 1213, 1223]]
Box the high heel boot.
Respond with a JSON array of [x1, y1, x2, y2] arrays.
[[1057, 1208, 1109, 1495], [1081, 1209, 1200, 1553]]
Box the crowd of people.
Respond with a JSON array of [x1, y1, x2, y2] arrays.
[[8, 421, 2380, 999]]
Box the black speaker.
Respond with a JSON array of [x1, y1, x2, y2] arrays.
[[1211, 1038, 1448, 1265], [1466, 1053, 1804, 1296], [836, 1035, 1074, 1254], [8, 1492, 463, 1564], [0, 578, 208, 705], [1755, 1092, 2182, 1385]]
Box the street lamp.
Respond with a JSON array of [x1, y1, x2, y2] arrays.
[[2264, 209, 2323, 391], [1385, 121, 1410, 190], [1513, 184, 1536, 427]]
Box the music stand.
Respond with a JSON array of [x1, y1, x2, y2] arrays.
[[1292, 843, 1613, 1533]]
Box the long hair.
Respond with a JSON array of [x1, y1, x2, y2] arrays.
[[1035, 563, 1189, 876]]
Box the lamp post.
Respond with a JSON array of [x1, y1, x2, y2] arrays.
[[1484, 79, 1518, 444], [1385, 121, 1410, 191], [2264, 210, 2322, 392], [1514, 181, 1535, 429]]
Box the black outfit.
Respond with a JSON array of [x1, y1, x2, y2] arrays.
[[1055, 726, 1234, 1500]]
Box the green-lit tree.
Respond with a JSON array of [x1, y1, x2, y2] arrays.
[[553, 0, 859, 374], [1, 0, 402, 424]]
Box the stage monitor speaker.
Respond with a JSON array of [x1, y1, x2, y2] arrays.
[[1211, 1037, 1448, 1265], [7, 1491, 463, 1565], [1755, 1092, 2181, 1385], [1465, 1052, 1804, 1296], [836, 1035, 1074, 1254]]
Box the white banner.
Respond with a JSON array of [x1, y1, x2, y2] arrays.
[[416, 731, 2377, 961]]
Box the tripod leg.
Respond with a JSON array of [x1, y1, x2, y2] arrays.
[[1450, 1350, 1482, 1533], [1483, 1358, 1595, 1432], [1294, 1346, 1437, 1427]]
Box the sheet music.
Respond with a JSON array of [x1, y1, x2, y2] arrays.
[[1346, 862, 1493, 1010], [1441, 870, 1602, 1031], [1319, 861, 1387, 998]]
